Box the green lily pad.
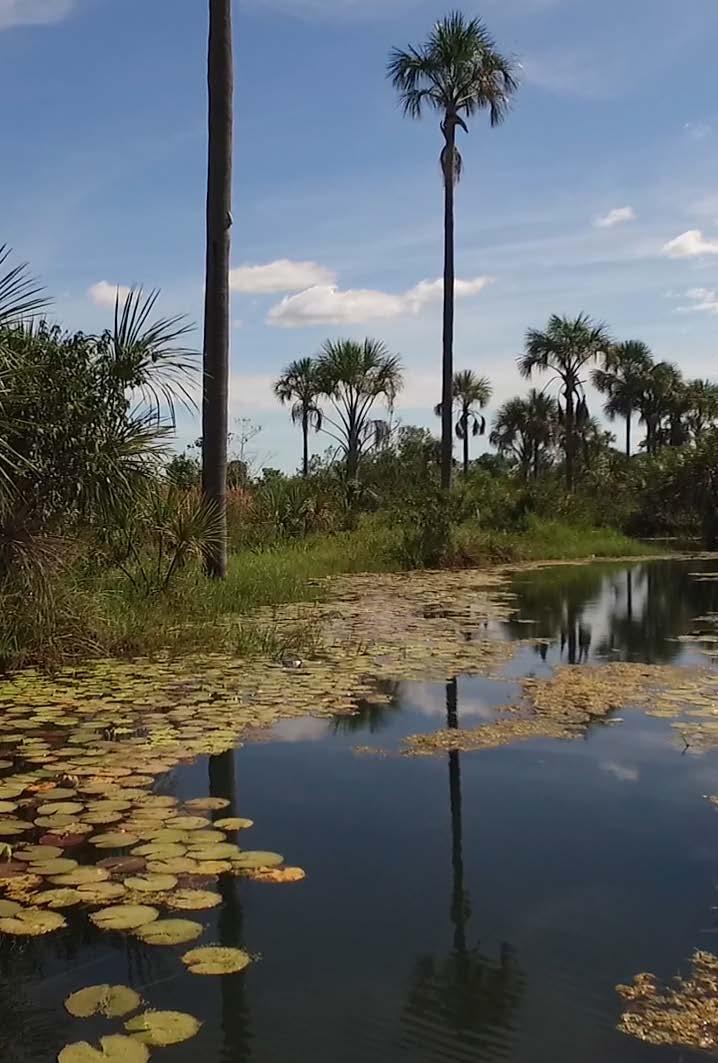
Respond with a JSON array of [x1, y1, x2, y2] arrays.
[[30, 858, 78, 875], [186, 843, 240, 861], [65, 984, 142, 1019], [0, 899, 22, 917], [214, 817, 253, 831], [37, 801, 84, 816], [51, 867, 110, 886], [91, 832, 140, 850], [90, 905, 159, 931], [130, 843, 186, 860], [34, 888, 82, 909], [58, 1035, 149, 1063], [232, 851, 284, 869], [166, 889, 222, 911], [184, 797, 230, 811], [124, 874, 177, 893], [0, 907, 66, 935], [124, 1010, 201, 1046], [182, 945, 252, 975], [133, 918, 204, 946], [14, 845, 64, 862]]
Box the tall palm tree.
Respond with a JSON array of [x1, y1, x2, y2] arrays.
[[274, 357, 323, 477], [490, 389, 557, 480], [592, 340, 653, 457], [388, 13, 518, 491], [201, 0, 234, 579], [685, 379, 718, 443], [635, 360, 682, 455], [315, 338, 402, 481], [435, 370, 492, 477], [518, 314, 610, 490]]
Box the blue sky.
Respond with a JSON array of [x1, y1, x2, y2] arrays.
[[2, 0, 718, 471]]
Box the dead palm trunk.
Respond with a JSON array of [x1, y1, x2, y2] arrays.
[[201, 0, 234, 579], [461, 412, 470, 478], [302, 409, 309, 478], [440, 118, 456, 491]]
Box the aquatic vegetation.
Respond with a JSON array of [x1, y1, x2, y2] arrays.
[[182, 945, 252, 975], [64, 985, 141, 1019], [58, 1036, 149, 1063], [133, 917, 203, 946], [617, 951, 718, 1049], [244, 867, 306, 883], [0, 907, 66, 935], [404, 719, 572, 755], [89, 905, 158, 932], [124, 1010, 201, 1046]]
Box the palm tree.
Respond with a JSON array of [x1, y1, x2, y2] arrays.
[[518, 314, 610, 490], [274, 357, 323, 477], [314, 338, 402, 481], [685, 379, 718, 443], [201, 0, 234, 579], [388, 13, 518, 491], [635, 361, 682, 455], [490, 390, 557, 479], [592, 340, 653, 457], [435, 370, 492, 477]]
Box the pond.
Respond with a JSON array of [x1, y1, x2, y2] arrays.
[[5, 558, 718, 1063]]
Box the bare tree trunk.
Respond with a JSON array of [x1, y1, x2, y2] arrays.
[[532, 440, 539, 480], [625, 414, 631, 458], [565, 389, 575, 491], [302, 410, 309, 478], [440, 120, 456, 491], [462, 417, 469, 478], [202, 0, 233, 579]]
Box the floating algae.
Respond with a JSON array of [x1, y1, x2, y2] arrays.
[[617, 951, 718, 1049]]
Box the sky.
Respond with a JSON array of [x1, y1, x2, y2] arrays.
[[2, 0, 718, 472]]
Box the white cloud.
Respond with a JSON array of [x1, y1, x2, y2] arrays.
[[593, 206, 636, 229], [267, 275, 492, 328], [230, 258, 336, 293], [677, 288, 718, 315], [88, 281, 132, 308], [685, 121, 712, 142], [663, 229, 718, 258], [600, 761, 639, 783], [0, 0, 74, 29]]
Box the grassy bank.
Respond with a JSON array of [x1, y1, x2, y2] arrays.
[[0, 517, 657, 671]]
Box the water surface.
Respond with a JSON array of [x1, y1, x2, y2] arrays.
[[6, 558, 718, 1063]]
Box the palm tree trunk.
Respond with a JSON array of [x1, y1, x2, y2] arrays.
[[302, 409, 309, 478], [440, 120, 456, 491], [202, 0, 233, 579], [462, 416, 469, 478], [565, 389, 575, 491], [625, 414, 631, 458], [532, 440, 539, 481]]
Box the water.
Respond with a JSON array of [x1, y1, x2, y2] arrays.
[[6, 558, 718, 1063]]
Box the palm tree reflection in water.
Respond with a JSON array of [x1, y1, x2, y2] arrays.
[[209, 750, 253, 1063], [401, 679, 524, 1059]]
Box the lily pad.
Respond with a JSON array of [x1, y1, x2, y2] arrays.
[[232, 851, 284, 870], [182, 945, 252, 976], [124, 1010, 201, 1046], [123, 874, 177, 893], [58, 1035, 149, 1063], [97, 856, 145, 875], [15, 845, 64, 862], [166, 889, 222, 911], [130, 843, 186, 860], [0, 818, 32, 835], [65, 984, 142, 1019], [37, 801, 84, 816], [185, 797, 230, 811], [91, 832, 140, 850], [133, 918, 204, 946], [0, 907, 66, 935], [51, 867, 110, 886], [214, 817, 253, 831], [34, 888, 82, 909], [77, 882, 127, 903], [167, 815, 210, 830], [90, 905, 159, 931], [246, 866, 307, 884], [0, 899, 22, 917]]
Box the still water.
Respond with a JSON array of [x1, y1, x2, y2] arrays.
[[7, 558, 718, 1063]]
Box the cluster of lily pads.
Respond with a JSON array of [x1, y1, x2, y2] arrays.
[[58, 973, 250, 1060], [617, 950, 718, 1050]]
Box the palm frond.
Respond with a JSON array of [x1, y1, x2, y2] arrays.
[[110, 287, 198, 426], [0, 246, 48, 327]]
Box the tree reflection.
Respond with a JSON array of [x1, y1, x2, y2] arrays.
[[401, 679, 524, 1058], [209, 750, 253, 1063], [506, 560, 718, 665], [331, 681, 402, 734]]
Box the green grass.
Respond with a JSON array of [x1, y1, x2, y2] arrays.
[[0, 515, 658, 670]]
